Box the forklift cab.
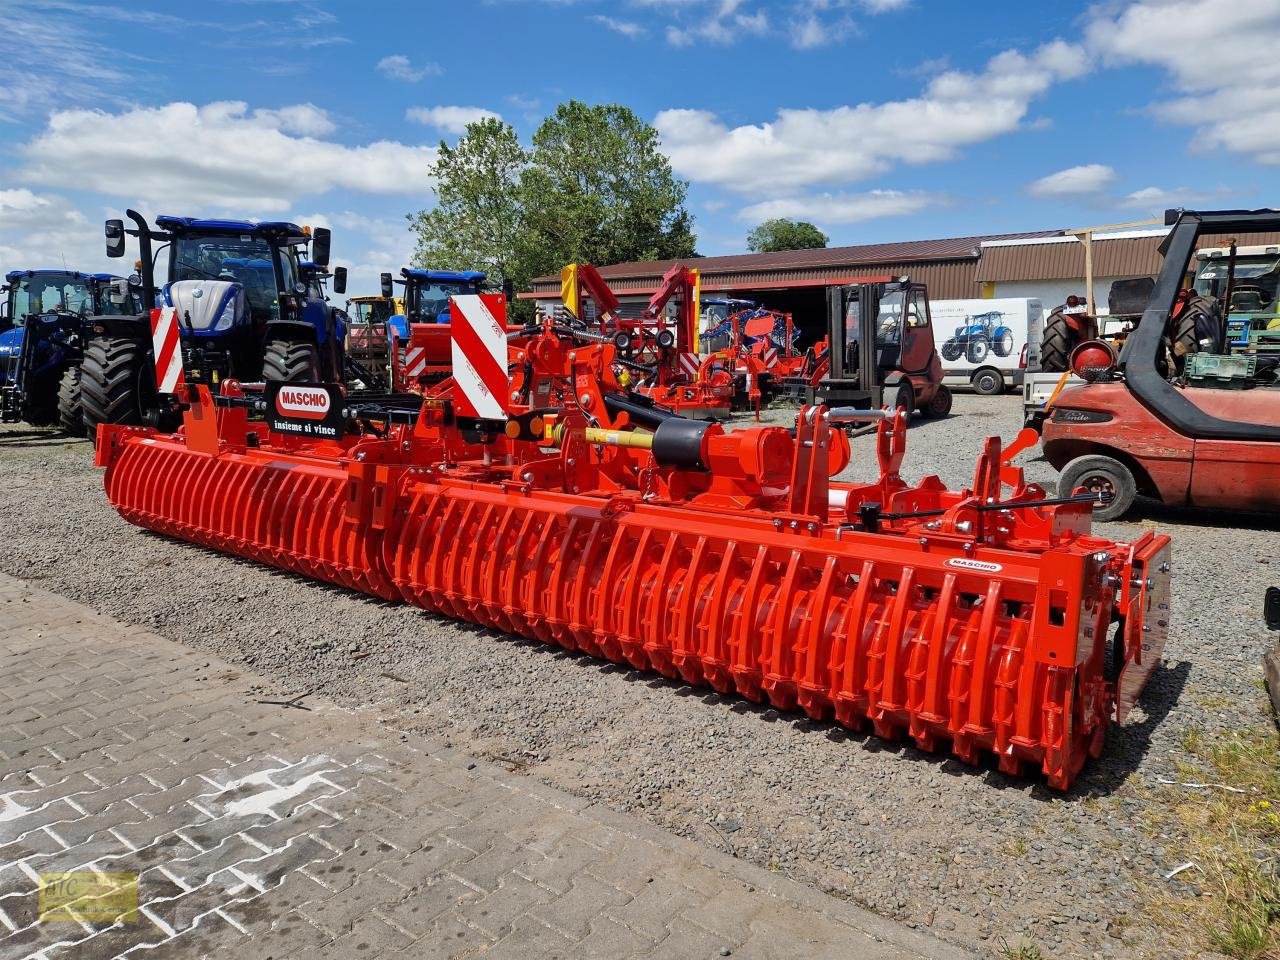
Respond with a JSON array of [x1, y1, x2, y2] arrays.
[[817, 278, 946, 414]]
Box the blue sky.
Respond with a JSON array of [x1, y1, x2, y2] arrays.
[[1, 0, 1277, 297]]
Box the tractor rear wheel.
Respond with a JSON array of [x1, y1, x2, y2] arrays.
[[921, 384, 952, 418], [1058, 454, 1137, 522], [57, 365, 84, 436], [1169, 294, 1220, 371], [1039, 307, 1073, 372], [81, 337, 152, 432], [262, 340, 320, 382]]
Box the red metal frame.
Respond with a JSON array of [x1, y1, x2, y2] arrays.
[[96, 316, 1172, 790]]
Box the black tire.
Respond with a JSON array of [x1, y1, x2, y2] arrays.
[[1169, 294, 1221, 370], [994, 328, 1015, 357], [57, 365, 84, 436], [81, 337, 152, 432], [1040, 308, 1073, 373], [966, 335, 990, 364], [893, 382, 915, 418], [941, 340, 963, 362], [921, 384, 952, 418], [262, 340, 320, 382], [1058, 454, 1137, 522], [971, 368, 1004, 396]]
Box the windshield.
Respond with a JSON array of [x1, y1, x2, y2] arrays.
[[413, 280, 475, 320], [171, 234, 280, 314], [845, 290, 907, 346], [8, 273, 96, 325], [353, 300, 395, 324], [1194, 256, 1280, 311]]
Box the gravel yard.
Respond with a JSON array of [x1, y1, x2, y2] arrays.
[[2, 392, 1276, 959]]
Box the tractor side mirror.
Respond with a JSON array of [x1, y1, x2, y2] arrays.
[[105, 219, 126, 259], [380, 272, 394, 299], [1266, 587, 1280, 631], [332, 266, 347, 295], [311, 227, 332, 267], [110, 279, 128, 305]]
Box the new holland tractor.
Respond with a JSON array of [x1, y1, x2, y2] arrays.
[[83, 211, 346, 431], [0, 269, 137, 432], [940, 309, 1016, 363]]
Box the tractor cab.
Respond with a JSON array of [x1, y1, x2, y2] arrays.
[[816, 277, 950, 418], [1, 270, 134, 427], [1193, 245, 1280, 353], [384, 268, 486, 331]]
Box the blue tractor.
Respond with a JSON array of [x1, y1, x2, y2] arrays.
[[379, 267, 487, 332], [940, 310, 1015, 364], [85, 210, 347, 430], [1, 269, 137, 433]]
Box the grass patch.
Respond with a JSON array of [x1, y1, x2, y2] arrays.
[[1143, 725, 1280, 959], [997, 940, 1045, 960]]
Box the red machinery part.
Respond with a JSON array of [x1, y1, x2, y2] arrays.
[[95, 329, 1171, 791]]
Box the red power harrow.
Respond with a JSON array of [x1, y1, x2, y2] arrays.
[[96, 314, 1171, 790]]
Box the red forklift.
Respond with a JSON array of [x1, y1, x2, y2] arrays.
[[814, 276, 952, 418], [1035, 208, 1280, 520]]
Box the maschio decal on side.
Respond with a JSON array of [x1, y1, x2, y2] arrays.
[[275, 385, 332, 421], [945, 557, 1004, 573]]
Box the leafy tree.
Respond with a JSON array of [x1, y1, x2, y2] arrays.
[[746, 218, 829, 253], [519, 102, 696, 277], [409, 102, 697, 317], [408, 117, 528, 288]]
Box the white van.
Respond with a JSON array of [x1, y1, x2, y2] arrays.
[[928, 298, 1042, 395]]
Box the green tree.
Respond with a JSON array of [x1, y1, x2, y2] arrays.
[[518, 101, 697, 277], [408, 102, 697, 315], [746, 218, 829, 253], [407, 117, 528, 288]]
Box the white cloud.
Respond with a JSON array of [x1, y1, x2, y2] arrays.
[[591, 14, 646, 37], [655, 40, 1086, 194], [406, 106, 503, 134], [1119, 185, 1221, 212], [18, 101, 437, 213], [738, 189, 939, 225], [376, 54, 442, 82], [1085, 0, 1280, 163], [1027, 163, 1117, 198], [859, 0, 909, 10], [0, 191, 102, 275], [665, 0, 768, 45]]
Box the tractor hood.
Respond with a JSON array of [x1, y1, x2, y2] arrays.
[[0, 325, 23, 359]]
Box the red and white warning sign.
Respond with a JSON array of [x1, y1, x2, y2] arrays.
[[150, 307, 184, 392], [678, 352, 700, 379], [449, 293, 509, 419]]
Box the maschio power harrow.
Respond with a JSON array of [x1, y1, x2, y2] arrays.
[[95, 294, 1172, 790]]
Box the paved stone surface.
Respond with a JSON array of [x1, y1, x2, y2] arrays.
[[0, 573, 972, 959]]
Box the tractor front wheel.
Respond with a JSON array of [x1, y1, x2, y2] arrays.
[[893, 382, 915, 418], [81, 337, 152, 433], [57, 365, 84, 436], [1058, 454, 1137, 522], [1039, 308, 1073, 372], [262, 340, 320, 382]]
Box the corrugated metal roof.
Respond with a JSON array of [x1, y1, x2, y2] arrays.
[[975, 231, 1280, 282], [529, 229, 1057, 290]]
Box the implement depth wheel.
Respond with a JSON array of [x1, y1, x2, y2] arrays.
[[57, 365, 84, 436], [1058, 454, 1137, 522]]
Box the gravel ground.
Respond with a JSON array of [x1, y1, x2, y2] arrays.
[[2, 392, 1276, 959]]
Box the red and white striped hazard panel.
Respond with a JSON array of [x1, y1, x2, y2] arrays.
[[759, 347, 778, 369], [403, 346, 427, 379], [150, 307, 184, 393], [449, 294, 509, 419], [678, 352, 700, 380]]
